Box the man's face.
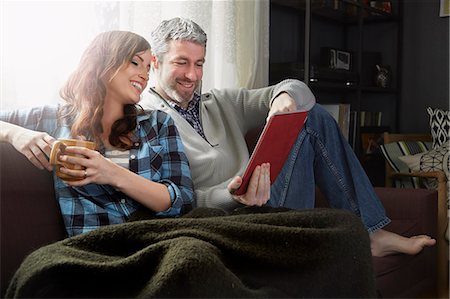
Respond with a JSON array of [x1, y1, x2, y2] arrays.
[[154, 40, 205, 109]]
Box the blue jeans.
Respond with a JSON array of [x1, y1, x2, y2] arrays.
[[269, 104, 391, 233]]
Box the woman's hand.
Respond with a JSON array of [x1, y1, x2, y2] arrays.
[[59, 146, 172, 212], [227, 163, 271, 206], [57, 146, 120, 186], [2, 122, 55, 171]]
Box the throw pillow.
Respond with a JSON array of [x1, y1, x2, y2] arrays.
[[427, 107, 450, 149], [381, 141, 432, 172], [398, 143, 449, 178], [399, 143, 449, 242], [398, 143, 449, 242], [380, 140, 432, 188]]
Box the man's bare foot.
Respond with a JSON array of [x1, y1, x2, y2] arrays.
[[370, 229, 436, 257]]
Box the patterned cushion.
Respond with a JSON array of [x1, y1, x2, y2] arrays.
[[380, 141, 432, 188], [399, 144, 449, 212], [427, 107, 450, 149], [398, 143, 449, 178]]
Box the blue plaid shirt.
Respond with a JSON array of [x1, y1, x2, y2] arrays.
[[1, 106, 194, 237]]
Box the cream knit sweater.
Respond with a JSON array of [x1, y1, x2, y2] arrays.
[[140, 79, 316, 211]]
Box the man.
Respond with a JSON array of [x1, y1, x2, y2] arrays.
[[140, 17, 435, 257]]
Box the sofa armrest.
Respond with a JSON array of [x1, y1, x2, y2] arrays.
[[374, 187, 437, 237], [375, 187, 450, 298], [391, 170, 446, 183], [0, 142, 66, 296]]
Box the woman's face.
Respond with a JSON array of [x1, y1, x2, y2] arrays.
[[106, 49, 152, 105]]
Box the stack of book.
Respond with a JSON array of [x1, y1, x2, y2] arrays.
[[322, 106, 384, 150]]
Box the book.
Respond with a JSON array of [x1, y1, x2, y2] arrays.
[[360, 111, 382, 126], [322, 104, 351, 140], [232, 111, 308, 196], [349, 111, 358, 149]]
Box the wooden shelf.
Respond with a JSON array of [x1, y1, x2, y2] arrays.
[[271, 0, 398, 25], [309, 81, 358, 92], [360, 86, 398, 93], [269, 0, 402, 155]]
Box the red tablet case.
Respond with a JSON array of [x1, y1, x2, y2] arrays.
[[232, 111, 308, 196]]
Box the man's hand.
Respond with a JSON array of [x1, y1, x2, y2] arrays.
[[267, 92, 297, 122], [227, 163, 271, 206], [3, 122, 55, 171]]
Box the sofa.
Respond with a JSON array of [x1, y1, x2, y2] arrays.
[[0, 141, 440, 298]]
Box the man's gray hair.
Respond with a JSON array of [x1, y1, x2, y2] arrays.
[[150, 17, 207, 60]]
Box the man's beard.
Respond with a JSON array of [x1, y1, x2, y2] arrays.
[[163, 81, 196, 106]]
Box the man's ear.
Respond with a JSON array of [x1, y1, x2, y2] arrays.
[[152, 55, 159, 69]]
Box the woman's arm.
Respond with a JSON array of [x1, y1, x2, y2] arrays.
[[60, 112, 194, 215], [60, 149, 173, 212]]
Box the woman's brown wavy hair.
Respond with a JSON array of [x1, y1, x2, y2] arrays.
[[59, 31, 151, 149]]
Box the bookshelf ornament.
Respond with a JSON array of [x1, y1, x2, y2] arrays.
[[375, 64, 392, 88]]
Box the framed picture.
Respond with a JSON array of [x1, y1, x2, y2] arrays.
[[320, 47, 352, 71], [335, 50, 351, 70], [440, 0, 450, 17]]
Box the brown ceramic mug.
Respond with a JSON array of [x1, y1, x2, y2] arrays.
[[49, 139, 96, 181]]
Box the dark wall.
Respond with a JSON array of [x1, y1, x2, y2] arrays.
[[269, 1, 449, 134], [400, 1, 449, 133]]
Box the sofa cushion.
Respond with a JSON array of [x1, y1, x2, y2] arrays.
[[372, 187, 438, 298], [399, 143, 449, 178], [399, 143, 449, 230], [0, 142, 66, 296], [380, 140, 432, 188]]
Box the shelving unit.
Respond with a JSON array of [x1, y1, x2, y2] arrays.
[[269, 0, 402, 185]]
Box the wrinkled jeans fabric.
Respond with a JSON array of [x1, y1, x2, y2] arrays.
[[269, 104, 390, 233]]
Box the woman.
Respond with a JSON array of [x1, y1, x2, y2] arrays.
[[0, 31, 194, 237]]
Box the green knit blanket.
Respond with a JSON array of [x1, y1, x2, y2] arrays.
[[6, 207, 375, 298]]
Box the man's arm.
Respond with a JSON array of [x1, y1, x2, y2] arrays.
[[0, 121, 55, 170], [270, 79, 316, 112], [0, 107, 58, 170], [211, 79, 316, 135], [266, 92, 298, 121]]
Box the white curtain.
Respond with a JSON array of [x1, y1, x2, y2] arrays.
[[117, 0, 270, 92], [1, 1, 109, 110], [1, 0, 269, 110]]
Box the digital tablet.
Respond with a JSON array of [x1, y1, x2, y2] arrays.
[[232, 111, 308, 196]]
